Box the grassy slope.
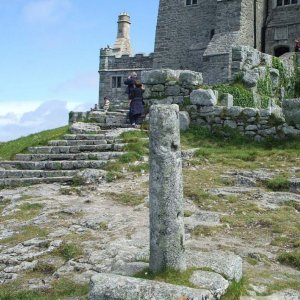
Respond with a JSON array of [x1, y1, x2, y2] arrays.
[[0, 126, 69, 161]]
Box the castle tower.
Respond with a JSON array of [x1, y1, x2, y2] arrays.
[[153, 0, 267, 83], [112, 12, 133, 58], [153, 0, 217, 71]]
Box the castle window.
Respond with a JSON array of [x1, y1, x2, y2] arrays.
[[186, 0, 198, 6], [277, 0, 298, 5], [112, 76, 122, 88]]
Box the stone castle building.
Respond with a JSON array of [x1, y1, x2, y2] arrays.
[[98, 0, 300, 104]]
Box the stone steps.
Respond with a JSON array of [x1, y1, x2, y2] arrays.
[[0, 160, 107, 170], [63, 134, 107, 140], [48, 140, 109, 146], [27, 144, 127, 154], [0, 170, 77, 178], [0, 177, 73, 187], [15, 152, 125, 161], [0, 124, 132, 188]]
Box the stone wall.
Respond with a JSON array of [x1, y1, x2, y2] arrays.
[[231, 45, 296, 92], [153, 0, 217, 71], [142, 68, 300, 140]]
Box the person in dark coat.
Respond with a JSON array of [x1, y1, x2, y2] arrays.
[[124, 72, 138, 99], [129, 80, 144, 127]]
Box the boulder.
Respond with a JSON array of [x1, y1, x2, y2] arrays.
[[282, 98, 300, 126], [179, 70, 203, 87], [190, 89, 217, 106], [141, 69, 179, 85], [179, 111, 190, 131], [89, 273, 213, 300]]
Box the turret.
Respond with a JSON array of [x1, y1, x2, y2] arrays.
[[112, 12, 133, 57]]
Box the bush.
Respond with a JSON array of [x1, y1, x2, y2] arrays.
[[213, 83, 255, 107], [278, 251, 300, 270], [265, 175, 291, 191], [54, 242, 83, 261]]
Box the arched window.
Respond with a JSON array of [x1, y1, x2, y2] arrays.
[[274, 46, 290, 57], [210, 29, 215, 40]]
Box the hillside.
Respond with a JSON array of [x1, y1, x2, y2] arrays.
[[0, 126, 299, 299]]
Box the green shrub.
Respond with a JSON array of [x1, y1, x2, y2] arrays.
[[221, 279, 246, 300], [278, 251, 300, 270], [54, 242, 83, 261], [213, 83, 255, 107], [265, 175, 291, 191]]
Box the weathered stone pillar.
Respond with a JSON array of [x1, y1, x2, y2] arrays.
[[149, 104, 186, 274]]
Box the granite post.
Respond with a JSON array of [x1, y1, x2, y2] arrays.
[[149, 104, 186, 274]]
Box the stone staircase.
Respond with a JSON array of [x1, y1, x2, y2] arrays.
[[0, 130, 129, 188]]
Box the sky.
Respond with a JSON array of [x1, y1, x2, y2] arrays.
[[0, 0, 159, 141]]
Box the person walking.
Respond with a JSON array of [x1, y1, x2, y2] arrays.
[[129, 80, 144, 127]]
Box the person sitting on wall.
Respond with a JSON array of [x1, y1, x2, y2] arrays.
[[295, 39, 300, 52], [129, 80, 144, 128], [93, 104, 99, 111], [124, 72, 138, 99], [103, 97, 110, 111]]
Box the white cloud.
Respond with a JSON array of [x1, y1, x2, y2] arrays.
[[0, 99, 95, 142], [23, 0, 72, 24], [0, 100, 69, 142]]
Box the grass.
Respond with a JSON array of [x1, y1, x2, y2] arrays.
[[0, 126, 69, 160], [53, 242, 83, 261], [134, 268, 198, 288], [104, 191, 145, 206], [192, 225, 223, 237], [277, 251, 300, 270], [265, 175, 291, 191], [0, 225, 49, 246], [181, 126, 300, 170], [221, 279, 246, 300], [0, 277, 88, 300], [0, 203, 44, 223], [134, 268, 246, 300]]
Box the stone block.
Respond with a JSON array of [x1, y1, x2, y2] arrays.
[[151, 84, 165, 92], [179, 111, 190, 131], [190, 89, 217, 106], [172, 96, 184, 105], [228, 106, 243, 118], [270, 68, 280, 88], [282, 125, 300, 136], [224, 120, 237, 129], [245, 125, 258, 131], [282, 98, 300, 126], [89, 273, 213, 300], [165, 85, 181, 96], [141, 69, 179, 85], [190, 271, 229, 299], [242, 69, 260, 88], [186, 250, 243, 281], [220, 93, 233, 108], [178, 70, 203, 87], [242, 108, 257, 117]]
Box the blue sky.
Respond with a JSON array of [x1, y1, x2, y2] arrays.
[[0, 0, 159, 141]]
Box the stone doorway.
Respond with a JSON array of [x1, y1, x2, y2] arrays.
[[274, 45, 290, 57]]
